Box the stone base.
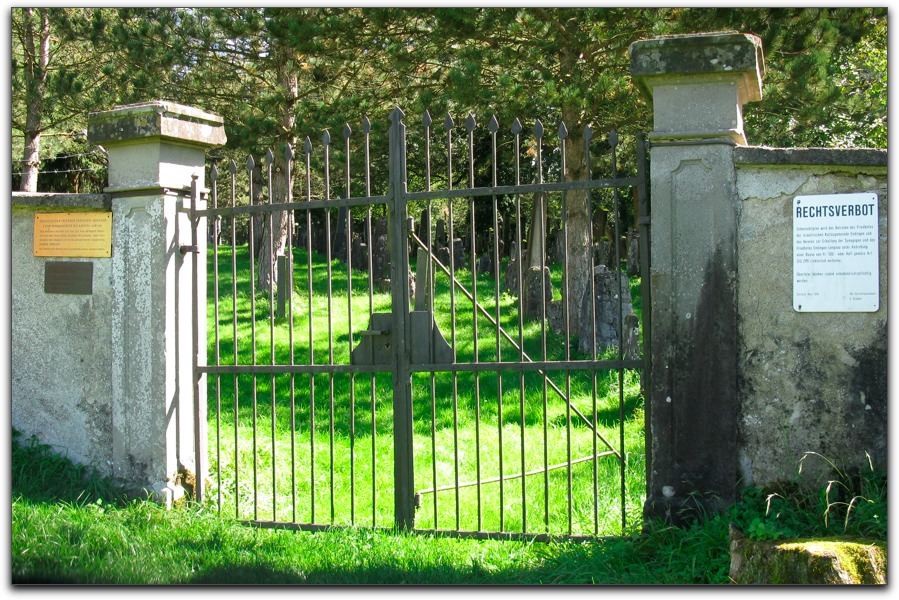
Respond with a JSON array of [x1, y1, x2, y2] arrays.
[[729, 524, 887, 584]]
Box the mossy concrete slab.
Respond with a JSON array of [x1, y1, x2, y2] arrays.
[[730, 525, 886, 584]]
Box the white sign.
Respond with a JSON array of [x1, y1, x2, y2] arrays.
[[793, 193, 879, 312]]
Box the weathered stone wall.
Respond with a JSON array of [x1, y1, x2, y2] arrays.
[[734, 148, 887, 487], [11, 101, 222, 501], [11, 193, 115, 475]]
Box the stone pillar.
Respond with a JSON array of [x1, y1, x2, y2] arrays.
[[630, 33, 764, 521], [87, 101, 225, 503]]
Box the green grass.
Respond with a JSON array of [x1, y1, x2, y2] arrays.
[[13, 429, 884, 584], [205, 242, 645, 536]]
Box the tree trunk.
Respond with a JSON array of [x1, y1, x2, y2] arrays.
[[256, 154, 292, 293], [561, 109, 591, 338], [19, 8, 50, 192], [256, 58, 297, 293]]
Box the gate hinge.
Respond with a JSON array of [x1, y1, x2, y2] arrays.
[[180, 245, 198, 254], [638, 216, 651, 226]]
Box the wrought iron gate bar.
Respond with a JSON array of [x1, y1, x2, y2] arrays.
[[199, 359, 642, 376], [243, 520, 605, 544], [416, 450, 618, 496], [195, 194, 390, 218], [407, 229, 622, 458], [198, 107, 648, 542]]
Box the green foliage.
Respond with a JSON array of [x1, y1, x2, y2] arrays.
[[727, 452, 887, 542], [11, 428, 124, 506], [11, 428, 887, 584]]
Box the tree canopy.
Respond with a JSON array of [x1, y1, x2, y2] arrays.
[[11, 6, 887, 193]]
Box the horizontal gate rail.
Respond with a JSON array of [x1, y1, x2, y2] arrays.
[[404, 177, 640, 202], [416, 450, 618, 497], [200, 358, 643, 376], [195, 194, 390, 218]]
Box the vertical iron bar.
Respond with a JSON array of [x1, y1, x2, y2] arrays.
[[559, 122, 573, 535], [489, 115, 504, 532], [247, 155, 259, 521], [323, 130, 336, 524], [512, 118, 526, 533], [423, 111, 438, 529], [189, 174, 204, 504], [284, 143, 296, 524], [265, 148, 277, 522], [466, 113, 482, 532], [637, 133, 652, 516], [389, 107, 415, 530], [304, 137, 316, 523], [211, 165, 221, 513], [229, 160, 239, 519], [534, 121, 549, 533], [609, 130, 627, 535], [584, 127, 599, 536], [344, 124, 356, 525], [362, 117, 376, 527], [445, 113, 461, 531]]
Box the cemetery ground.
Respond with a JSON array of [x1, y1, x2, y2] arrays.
[[11, 424, 885, 584], [206, 242, 645, 536], [11, 245, 886, 584]]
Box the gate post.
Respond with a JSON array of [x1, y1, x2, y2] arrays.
[[630, 33, 764, 521], [387, 108, 416, 528], [87, 102, 225, 503]]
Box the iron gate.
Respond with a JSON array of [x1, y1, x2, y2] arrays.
[[192, 107, 650, 541]]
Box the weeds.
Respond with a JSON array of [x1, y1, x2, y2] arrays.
[[728, 452, 887, 542]]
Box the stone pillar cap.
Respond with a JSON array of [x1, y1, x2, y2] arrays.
[[88, 100, 226, 148], [630, 31, 765, 104]]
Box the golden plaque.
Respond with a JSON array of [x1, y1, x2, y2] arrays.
[[33, 212, 113, 258]]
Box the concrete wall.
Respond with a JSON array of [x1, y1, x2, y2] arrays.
[[632, 32, 887, 521], [11, 101, 223, 502], [734, 148, 888, 486], [11, 193, 115, 474]]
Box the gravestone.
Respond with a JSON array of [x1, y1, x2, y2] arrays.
[[371, 217, 390, 282], [522, 265, 553, 320], [626, 229, 640, 276], [477, 254, 492, 277], [452, 238, 467, 271], [504, 240, 522, 295], [593, 239, 614, 271], [352, 238, 368, 272], [435, 218, 447, 248], [332, 206, 348, 257], [436, 246, 451, 270], [578, 264, 638, 357], [418, 208, 431, 248]]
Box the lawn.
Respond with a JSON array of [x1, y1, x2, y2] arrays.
[[204, 239, 646, 537]]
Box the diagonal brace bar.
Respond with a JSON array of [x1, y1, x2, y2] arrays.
[[409, 231, 622, 460]]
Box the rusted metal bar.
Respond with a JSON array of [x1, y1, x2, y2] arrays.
[[284, 142, 297, 524], [323, 129, 336, 524], [228, 159, 240, 520], [210, 165, 221, 513], [465, 113, 483, 532], [189, 174, 204, 504], [247, 154, 259, 521], [362, 116, 377, 527], [303, 136, 317, 524], [343, 123, 357, 525], [408, 231, 621, 460], [511, 117, 527, 533], [416, 451, 618, 496], [265, 148, 277, 521], [389, 108, 415, 530]]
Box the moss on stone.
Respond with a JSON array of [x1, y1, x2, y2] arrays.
[[730, 527, 886, 584]]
